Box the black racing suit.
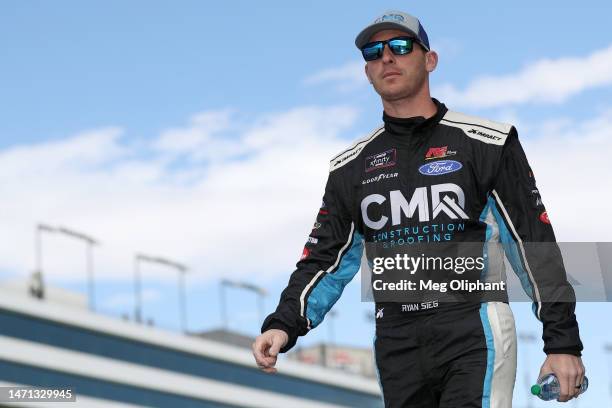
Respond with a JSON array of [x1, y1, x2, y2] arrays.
[[261, 98, 582, 407]]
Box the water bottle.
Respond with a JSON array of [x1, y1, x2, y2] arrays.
[[531, 373, 588, 401]]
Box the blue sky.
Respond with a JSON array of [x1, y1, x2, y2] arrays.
[[2, 0, 611, 146], [1, 1, 612, 406]]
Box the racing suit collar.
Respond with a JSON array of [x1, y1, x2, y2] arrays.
[[383, 98, 447, 136]]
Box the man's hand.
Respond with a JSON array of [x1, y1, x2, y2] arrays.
[[538, 354, 585, 402], [252, 329, 289, 374]]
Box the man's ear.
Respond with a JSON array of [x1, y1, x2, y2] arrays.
[[425, 50, 438, 73], [364, 63, 373, 84]]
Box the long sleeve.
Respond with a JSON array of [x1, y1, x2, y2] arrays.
[[490, 128, 583, 356], [261, 168, 363, 353]]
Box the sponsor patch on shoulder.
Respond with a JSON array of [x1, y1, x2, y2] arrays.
[[418, 160, 462, 176], [467, 128, 503, 141], [365, 148, 397, 172], [539, 211, 550, 224]]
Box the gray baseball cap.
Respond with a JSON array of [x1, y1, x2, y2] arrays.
[[355, 10, 430, 51]]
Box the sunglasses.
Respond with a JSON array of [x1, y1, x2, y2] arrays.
[[360, 36, 417, 61]]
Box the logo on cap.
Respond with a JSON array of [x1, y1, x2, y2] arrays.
[[375, 13, 406, 23]]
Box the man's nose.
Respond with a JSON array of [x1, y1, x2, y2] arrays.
[[381, 44, 396, 63]]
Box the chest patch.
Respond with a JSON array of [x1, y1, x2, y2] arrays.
[[365, 148, 397, 172], [418, 160, 463, 176], [425, 146, 457, 160]]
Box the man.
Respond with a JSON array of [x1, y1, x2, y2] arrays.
[[252, 10, 585, 407]]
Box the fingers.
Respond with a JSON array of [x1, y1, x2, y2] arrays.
[[252, 336, 267, 364], [574, 360, 586, 399], [541, 355, 586, 402], [252, 336, 273, 367], [567, 358, 585, 401], [557, 370, 572, 402], [252, 333, 279, 374], [556, 358, 583, 402], [538, 362, 550, 381], [577, 360, 586, 390]]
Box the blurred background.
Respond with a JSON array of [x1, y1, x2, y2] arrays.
[[1, 1, 611, 407]]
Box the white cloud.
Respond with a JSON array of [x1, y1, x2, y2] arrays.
[[0, 105, 359, 286], [520, 108, 612, 241], [0, 127, 126, 174], [435, 44, 612, 108], [303, 61, 367, 91], [153, 109, 235, 156], [1, 99, 610, 295]]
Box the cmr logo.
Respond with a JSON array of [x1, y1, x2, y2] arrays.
[[361, 183, 469, 230], [375, 14, 405, 23]]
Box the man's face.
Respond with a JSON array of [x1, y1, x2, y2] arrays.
[[364, 29, 435, 102]]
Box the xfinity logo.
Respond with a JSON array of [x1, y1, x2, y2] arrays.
[[361, 183, 469, 229], [365, 149, 396, 172], [467, 128, 502, 141]]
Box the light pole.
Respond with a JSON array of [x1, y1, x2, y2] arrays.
[[134, 254, 189, 331], [519, 332, 537, 408], [33, 224, 99, 308], [33, 223, 56, 299], [56, 227, 99, 311], [220, 280, 267, 330]]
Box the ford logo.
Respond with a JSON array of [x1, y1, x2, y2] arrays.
[[418, 160, 462, 176]]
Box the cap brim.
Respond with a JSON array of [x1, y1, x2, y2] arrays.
[[355, 22, 418, 49]]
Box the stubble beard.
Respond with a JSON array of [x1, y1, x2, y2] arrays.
[[374, 68, 428, 103]]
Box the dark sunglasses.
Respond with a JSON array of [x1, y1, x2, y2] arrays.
[[360, 36, 417, 61]]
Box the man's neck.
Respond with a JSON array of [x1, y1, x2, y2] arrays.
[[382, 94, 437, 119]]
